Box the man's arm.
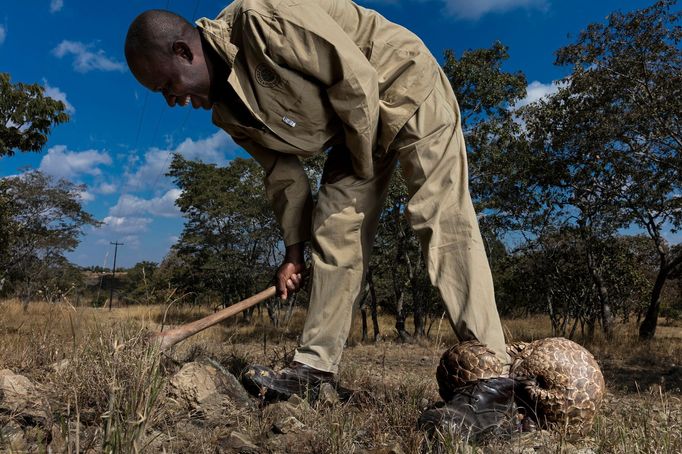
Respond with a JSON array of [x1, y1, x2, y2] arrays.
[[233, 135, 312, 298]]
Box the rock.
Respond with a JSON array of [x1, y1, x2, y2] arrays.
[[287, 394, 312, 413], [264, 429, 315, 453], [0, 369, 52, 429], [317, 382, 340, 406], [169, 360, 255, 422], [272, 415, 305, 434], [51, 359, 71, 374], [224, 431, 259, 453], [49, 422, 99, 453], [202, 358, 256, 409], [264, 398, 313, 423], [1, 420, 27, 452]]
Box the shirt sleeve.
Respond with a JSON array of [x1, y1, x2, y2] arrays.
[[232, 134, 313, 246], [244, 4, 380, 179]]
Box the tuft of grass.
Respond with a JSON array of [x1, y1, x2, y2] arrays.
[[1, 298, 681, 453]]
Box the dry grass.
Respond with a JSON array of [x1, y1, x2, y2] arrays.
[[0, 298, 681, 453]]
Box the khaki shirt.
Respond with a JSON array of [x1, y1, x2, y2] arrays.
[[197, 0, 438, 245]]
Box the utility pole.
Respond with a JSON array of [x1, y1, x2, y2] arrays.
[[109, 241, 124, 311]]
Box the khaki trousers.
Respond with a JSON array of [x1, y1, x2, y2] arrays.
[[293, 69, 508, 373]]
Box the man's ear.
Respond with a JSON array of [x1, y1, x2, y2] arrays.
[[172, 41, 193, 63]]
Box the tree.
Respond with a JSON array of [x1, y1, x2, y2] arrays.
[[444, 41, 527, 133], [167, 155, 281, 315], [0, 73, 69, 156], [531, 0, 681, 339], [474, 1, 681, 339], [119, 261, 163, 305], [0, 171, 99, 301], [496, 231, 652, 339], [371, 171, 429, 340]]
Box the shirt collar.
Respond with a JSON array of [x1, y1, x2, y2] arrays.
[[195, 16, 238, 69]]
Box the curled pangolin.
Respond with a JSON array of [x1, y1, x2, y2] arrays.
[[508, 337, 605, 435], [435, 337, 605, 435], [436, 340, 504, 401]]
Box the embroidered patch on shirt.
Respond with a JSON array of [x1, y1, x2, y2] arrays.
[[255, 63, 281, 88], [282, 116, 296, 127]]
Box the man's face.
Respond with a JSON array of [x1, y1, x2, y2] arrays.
[[130, 43, 213, 110]]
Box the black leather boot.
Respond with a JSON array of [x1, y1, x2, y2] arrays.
[[241, 362, 337, 402], [418, 377, 523, 442]]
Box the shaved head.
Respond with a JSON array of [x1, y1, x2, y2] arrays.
[[125, 10, 195, 65], [125, 9, 219, 110]]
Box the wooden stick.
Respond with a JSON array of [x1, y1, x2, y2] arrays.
[[154, 285, 276, 350]]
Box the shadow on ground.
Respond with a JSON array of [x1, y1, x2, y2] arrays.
[[602, 360, 682, 394]]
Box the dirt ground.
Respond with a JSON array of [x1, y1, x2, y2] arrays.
[[0, 300, 681, 453]]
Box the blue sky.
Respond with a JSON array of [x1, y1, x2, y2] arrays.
[[0, 0, 656, 268]]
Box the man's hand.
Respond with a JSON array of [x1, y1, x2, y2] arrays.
[[276, 242, 306, 300]]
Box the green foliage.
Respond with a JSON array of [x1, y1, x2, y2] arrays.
[[0, 171, 99, 300], [118, 261, 168, 305], [496, 231, 652, 338], [474, 1, 682, 337], [167, 155, 280, 307], [443, 41, 527, 132], [0, 73, 69, 157]]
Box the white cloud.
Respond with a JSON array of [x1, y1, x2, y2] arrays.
[[99, 216, 152, 234], [119, 235, 142, 248], [0, 25, 6, 45], [50, 0, 64, 13], [125, 131, 236, 191], [39, 145, 112, 179], [96, 182, 117, 194], [514, 80, 561, 109], [443, 0, 547, 20], [77, 190, 95, 203], [52, 40, 125, 73], [42, 80, 75, 114], [110, 189, 182, 218]]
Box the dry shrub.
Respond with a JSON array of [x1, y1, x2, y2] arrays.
[[1, 300, 165, 453], [2, 299, 682, 453]]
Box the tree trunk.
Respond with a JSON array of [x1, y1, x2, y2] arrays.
[[586, 319, 595, 341], [639, 253, 682, 339], [413, 308, 425, 337], [395, 292, 410, 341], [586, 249, 614, 339], [639, 268, 668, 339], [411, 258, 426, 338], [359, 282, 370, 342], [367, 269, 380, 341]]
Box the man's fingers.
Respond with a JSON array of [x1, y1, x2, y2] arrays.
[[276, 275, 288, 300], [277, 268, 304, 301]]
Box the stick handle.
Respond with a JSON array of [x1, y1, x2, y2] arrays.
[[155, 285, 276, 350]]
